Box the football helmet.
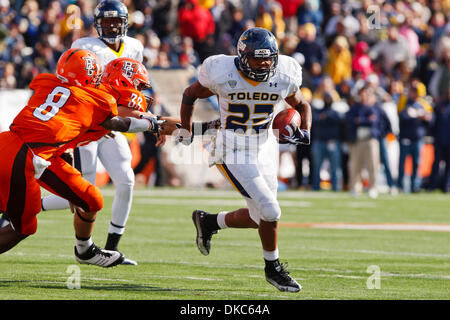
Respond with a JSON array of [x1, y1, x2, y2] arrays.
[[94, 0, 129, 44], [236, 27, 279, 82], [56, 48, 102, 86], [102, 57, 151, 91]]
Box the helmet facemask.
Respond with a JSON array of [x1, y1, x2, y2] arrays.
[[238, 49, 278, 82], [96, 17, 128, 44]]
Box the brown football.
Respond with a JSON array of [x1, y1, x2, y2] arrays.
[[272, 108, 301, 142]]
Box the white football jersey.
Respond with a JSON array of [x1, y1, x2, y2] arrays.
[[198, 54, 302, 148], [71, 36, 144, 67]]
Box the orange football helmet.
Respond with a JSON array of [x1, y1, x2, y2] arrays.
[[102, 57, 151, 91], [56, 48, 102, 86]]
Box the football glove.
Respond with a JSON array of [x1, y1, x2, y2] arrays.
[[60, 152, 74, 165], [175, 123, 194, 146], [175, 119, 221, 146], [280, 124, 310, 145], [139, 114, 166, 135]]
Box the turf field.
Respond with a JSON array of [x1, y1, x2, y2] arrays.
[[0, 187, 449, 301]]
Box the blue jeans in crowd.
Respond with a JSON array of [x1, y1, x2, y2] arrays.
[[397, 138, 423, 192], [312, 140, 342, 191], [379, 137, 394, 188]]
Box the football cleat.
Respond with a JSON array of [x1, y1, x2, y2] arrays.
[[0, 213, 11, 228], [75, 243, 124, 268], [121, 257, 138, 266], [192, 210, 217, 256], [265, 261, 302, 293]]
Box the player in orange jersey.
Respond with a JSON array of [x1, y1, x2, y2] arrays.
[[0, 49, 164, 267]]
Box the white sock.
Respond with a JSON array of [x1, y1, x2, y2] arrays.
[[76, 237, 93, 255], [217, 211, 229, 229], [108, 183, 132, 234], [263, 248, 279, 261], [41, 195, 70, 211]]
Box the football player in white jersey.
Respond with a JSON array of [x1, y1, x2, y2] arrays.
[[41, 0, 145, 265], [179, 27, 312, 292]]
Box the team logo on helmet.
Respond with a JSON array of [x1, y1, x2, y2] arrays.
[[103, 10, 118, 17], [122, 60, 137, 80], [83, 57, 96, 76]]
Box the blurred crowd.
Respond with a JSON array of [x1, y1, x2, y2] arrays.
[[0, 0, 449, 194]]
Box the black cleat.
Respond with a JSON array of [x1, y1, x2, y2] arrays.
[[0, 213, 10, 228], [265, 261, 302, 293], [75, 243, 124, 268], [192, 210, 217, 256]]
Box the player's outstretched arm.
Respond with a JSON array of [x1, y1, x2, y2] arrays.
[[180, 80, 215, 133], [100, 115, 159, 133], [117, 106, 181, 136]]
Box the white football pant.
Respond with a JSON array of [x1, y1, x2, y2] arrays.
[[214, 134, 281, 224]]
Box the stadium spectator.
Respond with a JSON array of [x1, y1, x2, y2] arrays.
[[59, 3, 84, 48], [346, 85, 381, 198], [255, 3, 273, 32], [352, 41, 373, 80], [369, 25, 416, 75], [295, 23, 327, 72], [311, 92, 343, 191], [429, 45, 450, 103], [296, 0, 323, 33], [151, 0, 172, 40], [270, 3, 286, 41], [355, 12, 380, 48], [227, 5, 247, 46], [295, 87, 314, 190], [0, 61, 16, 89], [178, 0, 215, 62], [313, 75, 340, 103], [325, 35, 352, 85], [397, 81, 433, 193], [375, 103, 396, 195], [276, 0, 303, 33], [428, 88, 450, 193], [177, 36, 200, 68]]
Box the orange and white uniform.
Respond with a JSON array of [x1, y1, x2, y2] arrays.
[[0, 74, 118, 235]]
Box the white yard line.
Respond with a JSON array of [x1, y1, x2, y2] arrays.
[[281, 222, 450, 232], [134, 197, 312, 208]]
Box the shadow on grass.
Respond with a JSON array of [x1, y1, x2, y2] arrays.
[[0, 280, 214, 293]]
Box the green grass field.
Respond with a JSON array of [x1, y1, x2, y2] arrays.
[[0, 187, 449, 301]]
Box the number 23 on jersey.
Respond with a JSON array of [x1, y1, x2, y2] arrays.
[[225, 103, 274, 133]]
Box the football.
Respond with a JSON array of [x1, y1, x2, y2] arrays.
[[272, 108, 301, 142]]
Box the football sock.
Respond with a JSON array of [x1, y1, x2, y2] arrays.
[[263, 248, 279, 262], [41, 195, 70, 211], [217, 211, 229, 229], [76, 236, 93, 255], [108, 221, 125, 235], [204, 213, 220, 231], [109, 183, 132, 234], [105, 233, 122, 251]]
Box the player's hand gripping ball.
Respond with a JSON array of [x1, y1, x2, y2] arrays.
[[272, 108, 301, 143]]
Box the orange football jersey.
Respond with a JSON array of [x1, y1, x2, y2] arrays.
[[53, 84, 147, 155], [10, 74, 118, 160], [100, 84, 147, 112]]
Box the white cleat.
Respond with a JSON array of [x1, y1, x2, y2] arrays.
[[75, 243, 124, 268], [121, 257, 138, 266]]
